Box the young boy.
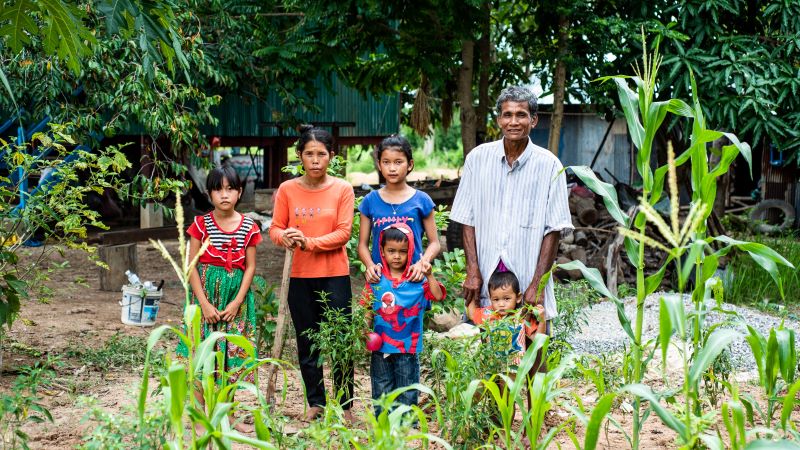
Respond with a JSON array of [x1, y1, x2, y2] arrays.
[[364, 223, 446, 413], [467, 270, 546, 366]]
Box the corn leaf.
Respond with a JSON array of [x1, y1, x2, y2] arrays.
[[688, 328, 739, 387], [584, 393, 616, 450], [569, 166, 629, 226], [558, 260, 635, 341], [622, 384, 687, 438], [745, 440, 800, 449]]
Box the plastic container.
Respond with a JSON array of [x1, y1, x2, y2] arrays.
[[120, 284, 163, 326]]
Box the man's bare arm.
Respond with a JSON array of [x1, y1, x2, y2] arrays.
[[462, 224, 482, 306]]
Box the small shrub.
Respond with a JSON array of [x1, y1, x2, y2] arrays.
[[0, 363, 54, 450], [79, 397, 168, 450], [66, 333, 166, 372], [304, 296, 370, 397]]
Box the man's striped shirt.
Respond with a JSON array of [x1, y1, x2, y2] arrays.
[[450, 138, 574, 318]]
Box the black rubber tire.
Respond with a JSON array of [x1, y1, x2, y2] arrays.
[[445, 221, 464, 251], [750, 199, 795, 235]]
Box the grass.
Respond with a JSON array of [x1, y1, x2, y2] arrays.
[[66, 333, 167, 372], [724, 231, 800, 307]]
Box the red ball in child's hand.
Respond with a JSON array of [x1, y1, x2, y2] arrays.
[[366, 332, 383, 352]]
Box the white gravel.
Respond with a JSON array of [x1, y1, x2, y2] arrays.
[[567, 292, 800, 371]]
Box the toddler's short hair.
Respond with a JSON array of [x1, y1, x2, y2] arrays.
[[380, 226, 410, 248], [487, 270, 521, 295]]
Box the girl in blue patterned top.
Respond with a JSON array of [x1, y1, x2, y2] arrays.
[[357, 135, 441, 284]]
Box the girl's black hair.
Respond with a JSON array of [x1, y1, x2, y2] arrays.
[[297, 125, 334, 154], [206, 166, 242, 192], [487, 270, 521, 295], [375, 135, 413, 163], [380, 227, 410, 248]]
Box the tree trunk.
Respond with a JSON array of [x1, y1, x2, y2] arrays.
[[458, 39, 477, 156], [475, 3, 491, 146], [548, 14, 569, 157]]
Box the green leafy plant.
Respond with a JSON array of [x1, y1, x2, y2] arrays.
[[430, 248, 467, 316], [566, 33, 795, 449], [0, 363, 54, 450], [743, 324, 797, 429], [79, 397, 169, 450], [0, 125, 133, 367], [251, 275, 278, 355], [66, 333, 166, 373], [303, 294, 370, 403]]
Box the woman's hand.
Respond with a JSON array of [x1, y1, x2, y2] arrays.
[[407, 259, 431, 282], [280, 228, 304, 248], [220, 301, 241, 322], [200, 300, 221, 324], [364, 263, 382, 283]]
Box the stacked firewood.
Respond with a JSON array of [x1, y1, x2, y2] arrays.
[[556, 185, 670, 294]]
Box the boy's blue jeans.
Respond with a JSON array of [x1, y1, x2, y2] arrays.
[[370, 352, 419, 415]]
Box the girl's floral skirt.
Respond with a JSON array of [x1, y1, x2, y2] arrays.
[[176, 263, 257, 384]]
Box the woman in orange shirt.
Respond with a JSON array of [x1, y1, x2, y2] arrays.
[[269, 126, 355, 422]]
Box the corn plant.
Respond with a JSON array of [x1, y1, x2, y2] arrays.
[[743, 324, 797, 430], [138, 191, 285, 449], [565, 32, 795, 449]]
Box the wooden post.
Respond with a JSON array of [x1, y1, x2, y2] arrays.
[[265, 248, 294, 402], [98, 243, 137, 291]]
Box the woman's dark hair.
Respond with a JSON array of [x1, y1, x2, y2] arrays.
[[487, 270, 521, 295], [380, 227, 410, 248], [297, 125, 334, 154], [206, 166, 242, 192], [375, 135, 413, 163]]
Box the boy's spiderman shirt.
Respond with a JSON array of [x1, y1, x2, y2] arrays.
[[361, 223, 445, 354]]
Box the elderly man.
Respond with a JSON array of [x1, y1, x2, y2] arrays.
[[450, 85, 573, 369]]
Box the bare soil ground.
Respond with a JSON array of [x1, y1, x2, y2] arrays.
[[1, 238, 794, 449]]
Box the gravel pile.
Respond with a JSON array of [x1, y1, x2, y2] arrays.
[[566, 292, 799, 371]]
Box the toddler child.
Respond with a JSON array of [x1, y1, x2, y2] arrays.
[[363, 223, 446, 413]]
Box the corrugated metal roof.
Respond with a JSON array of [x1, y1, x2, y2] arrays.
[[201, 75, 400, 138]]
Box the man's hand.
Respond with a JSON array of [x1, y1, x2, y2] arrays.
[[462, 269, 483, 306], [523, 278, 544, 307]]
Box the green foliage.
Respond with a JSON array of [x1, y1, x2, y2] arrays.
[[569, 37, 795, 449], [430, 248, 466, 316], [0, 126, 133, 336], [549, 280, 593, 365], [420, 331, 509, 445], [79, 397, 169, 450], [251, 276, 278, 356], [744, 324, 797, 429], [303, 295, 370, 395], [0, 0, 187, 77], [65, 333, 166, 373], [659, 0, 800, 160], [0, 363, 54, 450], [725, 233, 800, 305]]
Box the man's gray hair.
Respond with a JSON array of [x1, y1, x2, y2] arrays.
[[495, 86, 538, 116]]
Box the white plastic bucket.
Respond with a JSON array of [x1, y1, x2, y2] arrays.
[[120, 285, 163, 326]]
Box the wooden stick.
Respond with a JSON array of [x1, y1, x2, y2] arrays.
[[265, 248, 294, 403]]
